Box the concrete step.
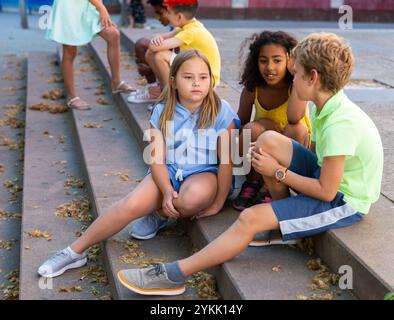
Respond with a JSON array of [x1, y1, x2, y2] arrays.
[[87, 29, 356, 300], [55, 47, 203, 300], [117, 28, 394, 300], [19, 52, 111, 300], [0, 54, 25, 300]]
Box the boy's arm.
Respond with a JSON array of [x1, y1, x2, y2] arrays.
[[195, 121, 236, 219], [283, 156, 345, 202], [251, 148, 344, 202], [238, 88, 255, 125], [149, 37, 185, 52], [287, 86, 308, 124]]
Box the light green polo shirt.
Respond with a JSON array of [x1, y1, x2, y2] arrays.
[[310, 90, 383, 214]]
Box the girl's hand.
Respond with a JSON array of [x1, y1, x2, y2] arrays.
[[151, 35, 164, 47], [162, 190, 180, 218], [99, 8, 113, 29], [194, 203, 223, 220], [251, 147, 280, 177]]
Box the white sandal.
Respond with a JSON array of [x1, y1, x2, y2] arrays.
[[112, 81, 137, 94], [66, 97, 91, 110]]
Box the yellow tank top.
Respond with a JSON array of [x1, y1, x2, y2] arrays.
[[254, 88, 311, 136]]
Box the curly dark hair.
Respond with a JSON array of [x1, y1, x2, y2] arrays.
[[147, 0, 165, 7], [240, 31, 298, 92]]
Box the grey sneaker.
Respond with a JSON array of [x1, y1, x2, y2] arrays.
[[117, 263, 186, 296], [249, 230, 298, 247], [129, 212, 170, 240], [38, 248, 87, 278]]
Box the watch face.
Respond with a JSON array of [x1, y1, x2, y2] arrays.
[[276, 171, 285, 180]]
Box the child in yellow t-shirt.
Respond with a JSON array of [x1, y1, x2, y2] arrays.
[[233, 31, 311, 211], [128, 0, 221, 104]]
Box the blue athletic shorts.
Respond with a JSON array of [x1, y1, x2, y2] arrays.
[[271, 140, 364, 241]]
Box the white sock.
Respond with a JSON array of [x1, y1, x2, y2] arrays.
[[66, 246, 84, 259]]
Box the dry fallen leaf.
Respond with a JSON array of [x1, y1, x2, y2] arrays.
[[59, 285, 83, 293], [2, 269, 19, 300], [186, 272, 220, 300], [29, 103, 68, 113], [42, 88, 65, 100], [27, 229, 52, 241], [47, 75, 63, 84], [84, 122, 102, 129], [97, 98, 109, 105], [0, 239, 18, 251], [55, 198, 92, 222], [272, 265, 282, 273], [0, 209, 22, 220], [2, 74, 24, 81], [52, 159, 67, 165], [64, 178, 86, 189]]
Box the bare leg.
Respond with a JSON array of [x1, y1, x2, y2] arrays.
[[62, 45, 78, 99], [283, 122, 309, 147], [99, 26, 121, 87], [173, 172, 218, 218], [70, 174, 162, 254], [239, 119, 277, 181], [255, 130, 294, 200], [178, 204, 280, 276], [135, 38, 156, 83], [145, 48, 172, 88]]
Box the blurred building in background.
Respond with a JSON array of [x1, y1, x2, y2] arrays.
[[0, 0, 393, 22]]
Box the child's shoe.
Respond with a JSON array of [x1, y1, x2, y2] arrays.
[[129, 212, 170, 240], [37, 247, 87, 278], [249, 230, 298, 247], [232, 179, 262, 211], [117, 263, 186, 296], [127, 84, 161, 103]]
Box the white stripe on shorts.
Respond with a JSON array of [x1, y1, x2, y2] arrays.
[[279, 203, 358, 237]]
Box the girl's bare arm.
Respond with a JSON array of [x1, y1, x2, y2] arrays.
[[287, 86, 308, 124], [238, 88, 255, 125]]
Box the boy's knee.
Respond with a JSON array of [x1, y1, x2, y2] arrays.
[[145, 48, 154, 63], [135, 38, 149, 63], [238, 208, 261, 234], [256, 130, 281, 152]]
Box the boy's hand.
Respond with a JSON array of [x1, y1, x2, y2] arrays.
[[151, 35, 164, 47], [251, 148, 280, 177], [162, 190, 180, 218]]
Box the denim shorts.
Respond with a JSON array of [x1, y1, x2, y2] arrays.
[[271, 140, 364, 241]]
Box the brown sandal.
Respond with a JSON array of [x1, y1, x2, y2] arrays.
[[112, 81, 137, 94], [66, 97, 91, 110]]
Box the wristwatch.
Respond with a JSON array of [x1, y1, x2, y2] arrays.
[[274, 167, 288, 183]]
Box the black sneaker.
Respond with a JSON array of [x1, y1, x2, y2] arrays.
[[232, 180, 262, 211]]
